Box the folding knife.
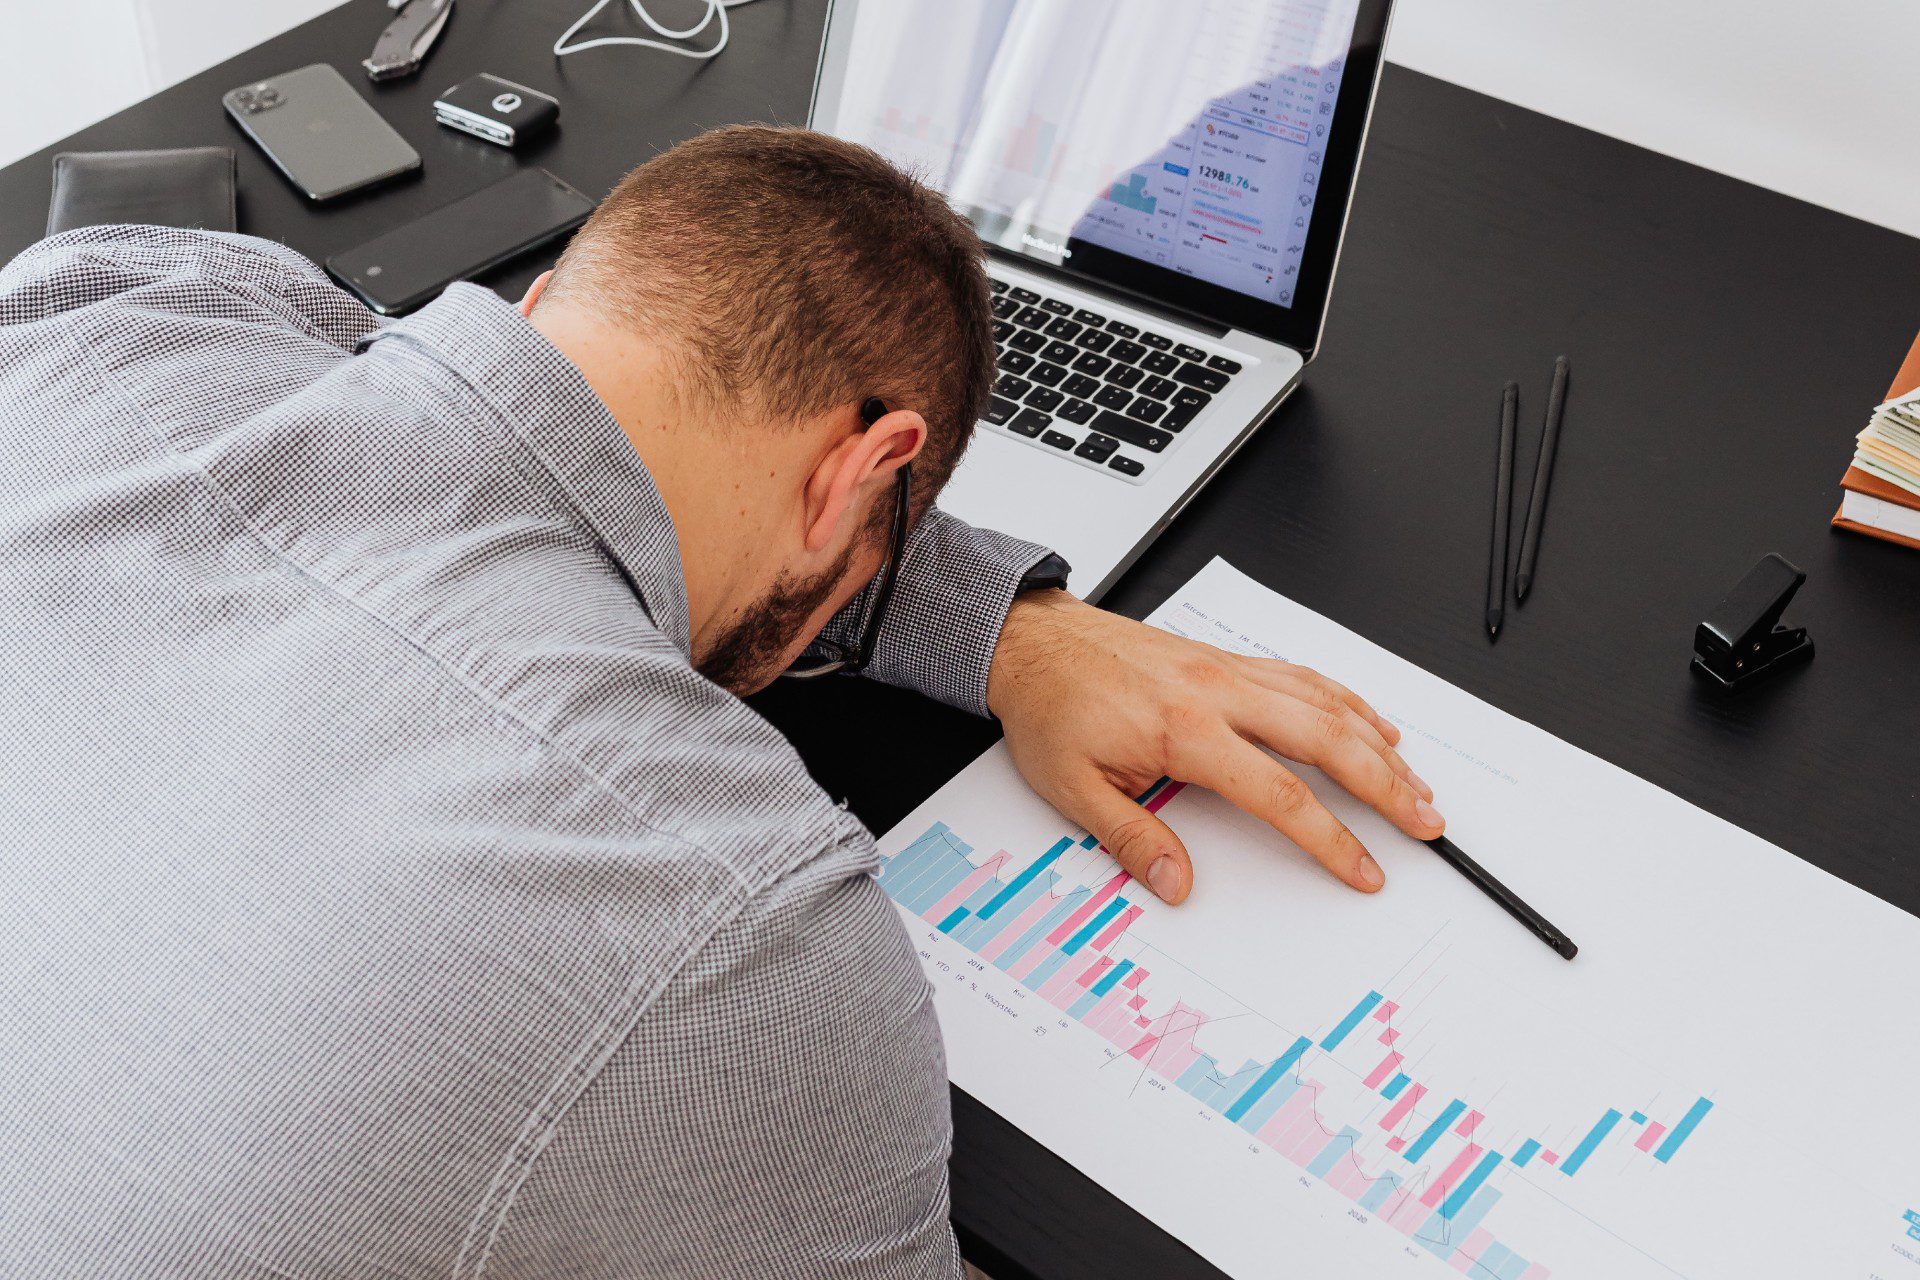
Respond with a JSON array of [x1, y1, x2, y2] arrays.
[[364, 0, 453, 82]]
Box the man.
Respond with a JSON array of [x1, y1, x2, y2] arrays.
[[0, 127, 1443, 1277]]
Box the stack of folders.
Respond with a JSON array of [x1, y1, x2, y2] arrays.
[[1833, 331, 1920, 551]]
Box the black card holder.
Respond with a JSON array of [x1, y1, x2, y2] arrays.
[[47, 147, 239, 236]]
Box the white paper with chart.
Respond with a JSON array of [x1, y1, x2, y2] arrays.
[[875, 558, 1920, 1279]]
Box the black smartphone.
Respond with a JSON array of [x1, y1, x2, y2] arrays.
[[325, 169, 596, 316], [223, 63, 420, 202]]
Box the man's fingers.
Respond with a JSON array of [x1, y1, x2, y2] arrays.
[[1065, 777, 1195, 904], [1233, 698, 1444, 843], [1191, 736, 1384, 892], [1235, 656, 1400, 746]]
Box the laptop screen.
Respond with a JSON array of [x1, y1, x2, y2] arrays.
[[810, 0, 1391, 352]]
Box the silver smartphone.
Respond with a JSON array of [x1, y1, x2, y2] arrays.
[[223, 63, 420, 202]]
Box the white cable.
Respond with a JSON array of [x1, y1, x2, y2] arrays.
[[552, 0, 763, 61]]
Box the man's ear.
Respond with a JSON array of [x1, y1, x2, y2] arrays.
[[519, 270, 554, 318], [803, 407, 927, 554]]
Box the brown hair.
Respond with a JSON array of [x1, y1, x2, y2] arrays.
[[538, 125, 995, 517]]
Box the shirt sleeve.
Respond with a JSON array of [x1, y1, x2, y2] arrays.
[[817, 506, 1053, 718], [482, 841, 965, 1280], [0, 225, 379, 351]]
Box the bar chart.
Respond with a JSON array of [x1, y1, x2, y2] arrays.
[[880, 780, 1722, 1280]]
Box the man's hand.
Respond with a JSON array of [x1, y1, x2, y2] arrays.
[[986, 590, 1444, 904]]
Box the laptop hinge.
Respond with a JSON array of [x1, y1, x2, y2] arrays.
[[985, 245, 1232, 341]]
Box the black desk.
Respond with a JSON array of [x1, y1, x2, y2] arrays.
[[6, 4, 1919, 1278]]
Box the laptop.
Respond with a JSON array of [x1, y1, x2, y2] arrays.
[[810, 0, 1395, 600]]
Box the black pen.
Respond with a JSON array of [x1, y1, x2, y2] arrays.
[[1486, 382, 1516, 640], [1425, 834, 1578, 960], [1515, 356, 1569, 602]]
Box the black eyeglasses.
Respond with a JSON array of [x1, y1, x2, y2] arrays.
[[782, 398, 911, 680]]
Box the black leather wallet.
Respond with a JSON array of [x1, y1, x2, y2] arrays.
[[46, 147, 238, 236]]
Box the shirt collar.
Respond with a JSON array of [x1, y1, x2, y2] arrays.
[[359, 284, 693, 658]]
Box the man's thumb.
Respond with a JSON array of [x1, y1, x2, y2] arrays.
[[1072, 782, 1194, 905]]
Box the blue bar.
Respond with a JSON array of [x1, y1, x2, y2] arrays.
[[1473, 1243, 1512, 1276], [1405, 1099, 1466, 1162], [1306, 1127, 1361, 1179], [1066, 989, 1102, 1020], [1062, 898, 1126, 954], [1512, 1138, 1540, 1167], [1205, 1060, 1269, 1115], [1175, 1054, 1220, 1096], [1381, 1072, 1411, 1100], [1494, 1251, 1532, 1280], [1561, 1108, 1623, 1175], [877, 824, 959, 895], [1629, 1110, 1647, 1124], [1078, 832, 1099, 849], [1163, 161, 1190, 176], [939, 878, 1010, 934], [1021, 949, 1073, 991], [1090, 959, 1134, 997], [1359, 1172, 1400, 1212], [975, 838, 1068, 920], [1440, 1151, 1503, 1220], [1320, 991, 1383, 1050], [1654, 1097, 1714, 1163], [951, 870, 1053, 949], [1415, 1187, 1500, 1260], [901, 843, 973, 914], [992, 890, 1086, 971], [936, 906, 970, 932], [1235, 1074, 1302, 1135], [1225, 1036, 1311, 1123]]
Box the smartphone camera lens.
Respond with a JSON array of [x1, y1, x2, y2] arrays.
[[234, 83, 281, 114]]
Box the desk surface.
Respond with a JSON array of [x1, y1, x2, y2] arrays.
[[6, 3, 1920, 1278]]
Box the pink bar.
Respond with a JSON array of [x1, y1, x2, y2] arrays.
[[1127, 1003, 1206, 1079], [1363, 1051, 1405, 1090], [1378, 1027, 1400, 1045], [1142, 781, 1187, 814], [1134, 1015, 1151, 1027], [978, 890, 1066, 963], [1387, 1184, 1434, 1234], [1285, 1118, 1340, 1166], [1379, 1082, 1427, 1130], [1040, 953, 1104, 1005], [1519, 1265, 1551, 1280], [1007, 944, 1053, 982], [1634, 1121, 1667, 1153], [1045, 872, 1128, 945], [1254, 1081, 1322, 1147], [922, 852, 1010, 924], [1421, 1144, 1483, 1208], [1127, 994, 1147, 1009], [1090, 904, 1142, 952], [1077, 956, 1113, 988], [1372, 1000, 1399, 1022], [1454, 1109, 1484, 1138], [1385, 1134, 1406, 1152], [1539, 1149, 1559, 1166], [1090, 996, 1135, 1043], [1449, 1228, 1494, 1271], [1329, 1154, 1368, 1198], [1123, 968, 1147, 989]]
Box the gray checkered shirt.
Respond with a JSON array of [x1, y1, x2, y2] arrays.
[[0, 226, 1048, 1279]]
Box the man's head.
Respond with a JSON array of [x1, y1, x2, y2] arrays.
[[521, 126, 995, 694]]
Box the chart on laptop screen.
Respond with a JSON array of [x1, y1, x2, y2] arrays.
[[875, 560, 1920, 1280], [830, 0, 1361, 308]]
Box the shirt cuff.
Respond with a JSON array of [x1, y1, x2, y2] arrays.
[[822, 508, 1054, 718]]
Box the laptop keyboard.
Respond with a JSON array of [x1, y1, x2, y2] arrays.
[[984, 274, 1244, 484]]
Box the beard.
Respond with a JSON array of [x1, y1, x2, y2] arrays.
[[694, 536, 864, 695]]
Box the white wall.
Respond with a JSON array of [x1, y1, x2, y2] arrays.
[[1, 0, 338, 170], [1388, 0, 1920, 239], [5, 0, 1919, 242]]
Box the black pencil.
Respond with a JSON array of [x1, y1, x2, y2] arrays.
[[1426, 834, 1579, 960], [1486, 383, 1517, 640], [1515, 356, 1570, 602]]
